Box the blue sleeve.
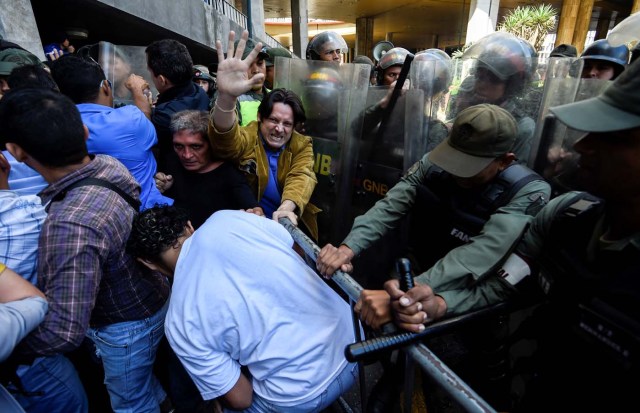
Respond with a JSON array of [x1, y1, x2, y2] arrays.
[[0, 297, 48, 362]]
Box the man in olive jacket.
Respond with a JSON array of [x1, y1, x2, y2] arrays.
[[208, 30, 319, 239]]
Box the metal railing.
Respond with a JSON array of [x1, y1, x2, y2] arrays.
[[204, 0, 247, 28], [202, 0, 286, 50], [278, 217, 498, 413]]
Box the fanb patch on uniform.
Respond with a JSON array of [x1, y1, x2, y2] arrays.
[[403, 161, 420, 178]]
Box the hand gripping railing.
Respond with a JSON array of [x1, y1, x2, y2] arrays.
[[278, 217, 497, 413]]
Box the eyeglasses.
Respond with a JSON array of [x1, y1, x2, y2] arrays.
[[265, 117, 294, 130], [100, 79, 113, 89]]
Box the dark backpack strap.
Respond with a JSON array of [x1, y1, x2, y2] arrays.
[[489, 164, 545, 211], [46, 177, 141, 213]]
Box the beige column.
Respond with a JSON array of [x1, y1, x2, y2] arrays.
[[555, 0, 580, 47], [465, 0, 500, 44], [291, 0, 308, 59], [632, 0, 640, 14], [355, 17, 374, 59], [572, 0, 595, 54]]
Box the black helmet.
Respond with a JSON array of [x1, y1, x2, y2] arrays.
[[193, 65, 214, 83], [463, 32, 537, 98], [580, 39, 629, 73], [302, 66, 343, 118], [306, 31, 348, 61], [375, 47, 410, 85]]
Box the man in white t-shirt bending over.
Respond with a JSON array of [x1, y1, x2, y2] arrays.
[[127, 206, 357, 412]]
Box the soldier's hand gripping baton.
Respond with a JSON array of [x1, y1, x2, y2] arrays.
[[277, 216, 497, 413]]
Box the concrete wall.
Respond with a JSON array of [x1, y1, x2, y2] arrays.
[[0, 0, 45, 60], [93, 0, 255, 49]]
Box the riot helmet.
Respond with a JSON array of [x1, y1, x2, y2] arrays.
[[376, 47, 410, 85], [306, 31, 348, 62], [302, 66, 343, 119], [463, 32, 537, 101], [353, 55, 376, 85], [412, 49, 453, 97], [580, 39, 629, 80], [193, 64, 215, 94]]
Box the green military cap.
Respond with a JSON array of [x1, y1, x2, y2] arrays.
[[0, 47, 43, 75], [551, 56, 640, 132], [265, 47, 292, 67], [428, 104, 517, 178], [233, 37, 269, 61]]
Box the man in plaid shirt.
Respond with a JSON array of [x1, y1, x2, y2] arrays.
[[0, 88, 170, 413]]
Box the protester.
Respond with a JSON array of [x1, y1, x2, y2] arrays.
[[208, 30, 319, 240], [0, 88, 171, 413], [127, 206, 357, 412]]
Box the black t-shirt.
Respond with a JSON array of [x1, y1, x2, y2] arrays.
[[165, 162, 259, 229]]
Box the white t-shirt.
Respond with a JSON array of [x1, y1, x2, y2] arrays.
[[165, 210, 355, 406]]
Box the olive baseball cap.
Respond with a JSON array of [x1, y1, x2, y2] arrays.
[[0, 47, 43, 75], [265, 47, 292, 67], [550, 57, 640, 132], [234, 38, 269, 61], [428, 104, 517, 178]]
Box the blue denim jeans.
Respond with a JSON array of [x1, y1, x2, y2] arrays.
[[12, 354, 88, 413], [86, 301, 168, 413], [227, 362, 358, 413]]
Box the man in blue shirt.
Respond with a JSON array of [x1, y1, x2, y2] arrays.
[[50, 55, 172, 210]]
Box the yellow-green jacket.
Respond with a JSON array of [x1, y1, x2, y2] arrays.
[[208, 119, 320, 240]]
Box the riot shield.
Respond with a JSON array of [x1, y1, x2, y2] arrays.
[[340, 82, 424, 288], [97, 41, 157, 108], [530, 58, 612, 196], [410, 53, 455, 155], [274, 58, 370, 246], [445, 33, 544, 165]]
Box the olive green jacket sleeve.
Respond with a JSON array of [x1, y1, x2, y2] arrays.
[[341, 153, 431, 255], [436, 191, 577, 315], [342, 152, 551, 315]]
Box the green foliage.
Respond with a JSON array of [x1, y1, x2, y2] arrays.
[[498, 4, 557, 50], [451, 42, 473, 60]]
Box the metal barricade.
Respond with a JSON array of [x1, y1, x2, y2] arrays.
[[278, 216, 498, 413]]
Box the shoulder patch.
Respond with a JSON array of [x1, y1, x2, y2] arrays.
[[525, 192, 548, 216], [403, 161, 420, 178]]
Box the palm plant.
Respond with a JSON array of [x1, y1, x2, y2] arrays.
[[498, 4, 558, 51]]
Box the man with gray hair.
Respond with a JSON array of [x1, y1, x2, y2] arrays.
[[155, 110, 261, 229]]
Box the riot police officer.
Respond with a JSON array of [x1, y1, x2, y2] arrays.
[[193, 64, 215, 109], [393, 57, 640, 411], [580, 38, 629, 80], [318, 104, 550, 411], [375, 47, 410, 86], [450, 32, 539, 163], [306, 31, 348, 62], [412, 48, 453, 152]]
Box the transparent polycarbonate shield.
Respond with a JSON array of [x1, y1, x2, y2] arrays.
[[444, 52, 544, 165], [342, 85, 424, 288], [409, 57, 454, 155], [349, 86, 423, 220], [98, 41, 157, 108], [531, 64, 612, 196], [274, 58, 370, 245]]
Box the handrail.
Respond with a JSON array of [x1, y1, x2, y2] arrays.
[[203, 0, 287, 50], [278, 217, 497, 413]]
